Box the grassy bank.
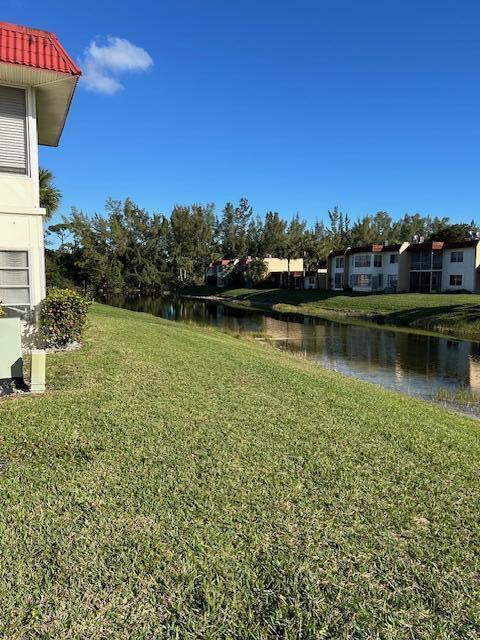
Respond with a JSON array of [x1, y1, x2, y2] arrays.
[[180, 286, 480, 340], [1, 304, 479, 638]]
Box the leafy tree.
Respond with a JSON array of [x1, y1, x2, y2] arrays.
[[246, 258, 268, 287], [219, 202, 236, 257], [327, 206, 350, 249], [219, 197, 253, 257], [430, 222, 476, 242], [285, 214, 307, 286], [261, 212, 287, 257], [245, 215, 264, 257]]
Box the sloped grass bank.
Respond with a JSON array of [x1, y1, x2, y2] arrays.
[[0, 303, 479, 638], [182, 287, 480, 340]]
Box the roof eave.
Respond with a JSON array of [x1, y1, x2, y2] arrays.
[[0, 61, 80, 146], [36, 74, 79, 146]]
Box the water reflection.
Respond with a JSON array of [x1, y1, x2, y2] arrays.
[[105, 294, 480, 400]]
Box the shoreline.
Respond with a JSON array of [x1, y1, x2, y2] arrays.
[[177, 291, 478, 342]]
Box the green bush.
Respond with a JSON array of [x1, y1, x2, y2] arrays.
[[41, 288, 91, 348], [0, 307, 4, 319]]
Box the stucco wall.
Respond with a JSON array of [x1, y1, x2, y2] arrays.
[[0, 211, 46, 309], [0, 86, 45, 342], [264, 257, 304, 273], [442, 247, 476, 292]]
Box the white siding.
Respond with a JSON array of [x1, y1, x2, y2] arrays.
[[442, 247, 476, 292], [349, 251, 400, 291]]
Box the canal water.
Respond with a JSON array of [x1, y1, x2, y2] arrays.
[[105, 294, 480, 402]]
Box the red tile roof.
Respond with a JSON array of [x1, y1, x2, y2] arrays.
[[0, 21, 81, 75]]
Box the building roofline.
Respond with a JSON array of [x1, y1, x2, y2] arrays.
[[329, 243, 403, 257], [0, 21, 81, 76]]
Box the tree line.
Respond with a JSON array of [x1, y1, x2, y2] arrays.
[[46, 196, 478, 292]]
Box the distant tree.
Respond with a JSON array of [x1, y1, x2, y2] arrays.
[[47, 222, 72, 249], [285, 214, 307, 286], [372, 211, 393, 242], [304, 221, 330, 269], [246, 258, 268, 287], [219, 202, 236, 257], [430, 222, 475, 242], [39, 168, 61, 220], [169, 203, 217, 285], [350, 215, 377, 246], [245, 215, 264, 257], [391, 213, 428, 242], [219, 197, 253, 257], [261, 212, 287, 256], [327, 206, 349, 249], [233, 197, 253, 257]]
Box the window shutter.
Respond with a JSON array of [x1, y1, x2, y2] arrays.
[[0, 251, 28, 268], [0, 251, 30, 307], [0, 86, 27, 174]]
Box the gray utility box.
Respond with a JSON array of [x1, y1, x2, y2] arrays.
[[0, 318, 23, 379]]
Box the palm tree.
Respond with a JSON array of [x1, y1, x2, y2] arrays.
[[39, 168, 61, 220]]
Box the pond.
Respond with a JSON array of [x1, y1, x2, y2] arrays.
[[104, 294, 480, 403]]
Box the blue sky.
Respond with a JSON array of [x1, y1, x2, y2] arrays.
[[5, 0, 480, 226]]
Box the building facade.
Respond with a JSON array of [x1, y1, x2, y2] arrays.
[[206, 257, 305, 288], [328, 243, 410, 293], [0, 22, 80, 339], [406, 240, 480, 293], [328, 239, 480, 293]]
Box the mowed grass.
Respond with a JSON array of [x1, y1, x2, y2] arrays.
[[183, 286, 480, 339], [1, 304, 479, 638]]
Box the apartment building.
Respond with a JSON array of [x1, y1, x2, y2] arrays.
[[328, 239, 480, 293], [328, 243, 409, 292]]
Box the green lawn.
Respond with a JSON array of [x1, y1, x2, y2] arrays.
[[0, 303, 479, 638], [181, 286, 480, 339]]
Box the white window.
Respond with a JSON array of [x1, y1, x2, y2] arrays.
[[449, 274, 463, 286], [308, 276, 315, 285], [335, 257, 344, 269], [0, 86, 27, 175], [388, 274, 398, 288], [351, 274, 372, 288], [354, 255, 371, 268], [390, 254, 398, 264], [450, 251, 463, 263], [373, 254, 382, 267], [0, 251, 31, 308], [334, 272, 343, 288]]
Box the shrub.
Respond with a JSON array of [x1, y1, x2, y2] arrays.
[[0, 306, 4, 319], [40, 288, 91, 348]]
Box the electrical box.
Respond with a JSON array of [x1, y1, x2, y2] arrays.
[[0, 318, 22, 379]]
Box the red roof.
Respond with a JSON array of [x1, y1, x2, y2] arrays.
[[0, 21, 81, 75], [209, 259, 232, 267]]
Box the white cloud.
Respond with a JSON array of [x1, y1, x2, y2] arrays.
[[80, 36, 153, 95]]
